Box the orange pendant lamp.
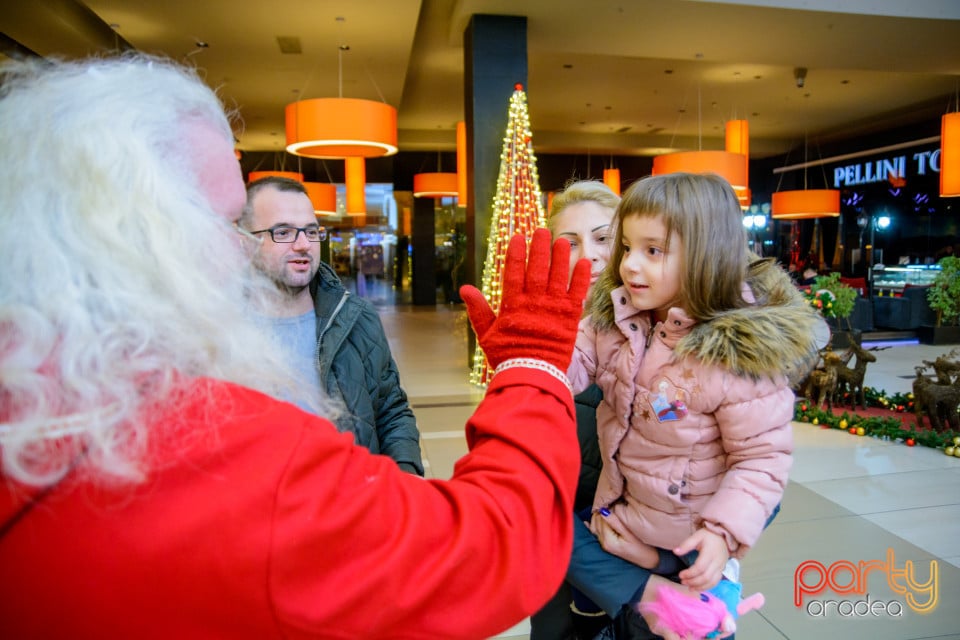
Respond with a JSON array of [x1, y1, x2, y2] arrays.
[[286, 98, 397, 159], [725, 119, 750, 208], [285, 44, 397, 160], [413, 172, 458, 198], [414, 149, 459, 199], [771, 189, 840, 219], [652, 151, 747, 189], [940, 111, 960, 197], [247, 170, 303, 183], [771, 133, 840, 220], [652, 80, 746, 189], [603, 168, 621, 195], [304, 182, 337, 216], [345, 156, 366, 226], [456, 121, 468, 207]]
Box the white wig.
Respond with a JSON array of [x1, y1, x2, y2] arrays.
[[0, 54, 334, 487]]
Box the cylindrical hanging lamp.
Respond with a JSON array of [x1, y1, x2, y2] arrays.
[[248, 170, 304, 184], [345, 157, 366, 226], [304, 182, 337, 216], [285, 98, 398, 159], [725, 120, 749, 154], [940, 111, 960, 197], [651, 151, 747, 190], [725, 119, 750, 208], [603, 168, 621, 196], [771, 189, 840, 219], [736, 187, 752, 210], [456, 121, 468, 206], [413, 172, 458, 198]]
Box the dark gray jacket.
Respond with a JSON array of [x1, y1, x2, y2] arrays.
[[310, 261, 424, 475]]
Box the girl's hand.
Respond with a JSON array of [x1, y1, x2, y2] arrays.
[[590, 509, 660, 569], [674, 528, 729, 591]]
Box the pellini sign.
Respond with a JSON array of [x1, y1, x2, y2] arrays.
[[832, 148, 941, 188]]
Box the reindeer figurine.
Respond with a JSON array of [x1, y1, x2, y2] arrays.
[[806, 352, 843, 410], [915, 351, 960, 433], [912, 365, 935, 428], [833, 340, 878, 411], [922, 348, 960, 385]]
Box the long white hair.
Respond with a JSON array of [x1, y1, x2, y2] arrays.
[[0, 54, 333, 487]]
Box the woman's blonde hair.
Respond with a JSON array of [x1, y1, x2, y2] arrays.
[[590, 173, 749, 322], [0, 54, 330, 487], [546, 180, 620, 236]]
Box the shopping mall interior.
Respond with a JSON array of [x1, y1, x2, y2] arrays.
[[4, 2, 960, 638]]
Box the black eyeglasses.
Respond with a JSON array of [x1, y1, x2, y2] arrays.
[[248, 225, 328, 243]]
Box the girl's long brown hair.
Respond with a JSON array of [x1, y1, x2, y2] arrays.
[[590, 172, 750, 324]]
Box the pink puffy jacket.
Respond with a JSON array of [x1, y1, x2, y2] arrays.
[[569, 260, 821, 558]]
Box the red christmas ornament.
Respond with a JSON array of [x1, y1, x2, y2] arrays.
[[906, 438, 916, 446], [514, 83, 523, 91]]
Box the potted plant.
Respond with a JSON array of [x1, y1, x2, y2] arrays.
[[920, 256, 960, 345], [803, 272, 858, 349]]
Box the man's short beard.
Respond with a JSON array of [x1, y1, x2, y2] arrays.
[[272, 278, 309, 299]]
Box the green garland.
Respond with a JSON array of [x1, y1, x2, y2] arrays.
[[795, 385, 960, 453]]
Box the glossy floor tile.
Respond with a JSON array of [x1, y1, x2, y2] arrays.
[[376, 303, 960, 639]]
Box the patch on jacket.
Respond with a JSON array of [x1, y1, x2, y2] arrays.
[[646, 375, 689, 422]]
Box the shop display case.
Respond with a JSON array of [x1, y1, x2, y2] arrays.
[[871, 265, 941, 295]]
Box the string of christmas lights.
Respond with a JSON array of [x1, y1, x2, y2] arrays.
[[471, 84, 546, 386]]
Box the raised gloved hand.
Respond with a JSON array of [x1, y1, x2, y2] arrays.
[[459, 228, 590, 373]]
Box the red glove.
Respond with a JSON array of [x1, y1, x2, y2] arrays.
[[460, 228, 590, 372]]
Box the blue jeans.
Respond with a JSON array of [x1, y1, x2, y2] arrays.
[[566, 516, 679, 617]]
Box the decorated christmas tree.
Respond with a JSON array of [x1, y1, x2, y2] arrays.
[[470, 84, 546, 386]]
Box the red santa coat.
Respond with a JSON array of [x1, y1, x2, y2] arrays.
[[0, 369, 578, 639]]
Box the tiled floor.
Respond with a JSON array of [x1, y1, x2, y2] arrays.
[[377, 301, 960, 640]]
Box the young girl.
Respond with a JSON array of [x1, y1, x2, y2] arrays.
[[566, 172, 822, 635]]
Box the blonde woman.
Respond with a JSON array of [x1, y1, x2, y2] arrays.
[[533, 180, 619, 640]]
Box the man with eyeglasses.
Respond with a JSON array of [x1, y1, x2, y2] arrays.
[[241, 176, 424, 475]]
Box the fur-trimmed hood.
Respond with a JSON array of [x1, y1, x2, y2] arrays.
[[589, 257, 822, 384]]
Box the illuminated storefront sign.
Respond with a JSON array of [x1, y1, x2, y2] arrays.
[[833, 149, 941, 188]]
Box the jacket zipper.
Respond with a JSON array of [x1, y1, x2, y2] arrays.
[[646, 313, 657, 348]]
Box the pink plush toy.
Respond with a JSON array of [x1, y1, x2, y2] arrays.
[[638, 580, 765, 639]]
